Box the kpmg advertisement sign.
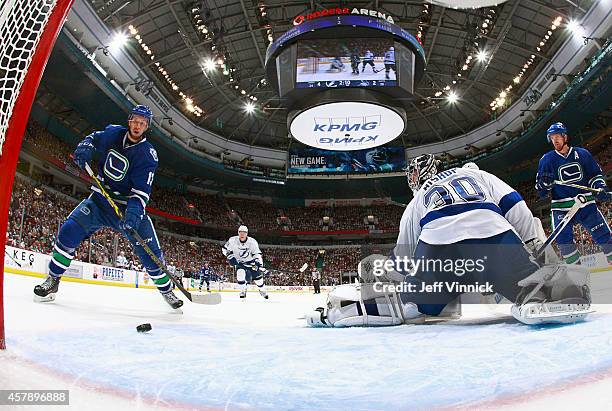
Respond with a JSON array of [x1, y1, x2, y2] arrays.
[[288, 146, 405, 174], [289, 102, 405, 151]]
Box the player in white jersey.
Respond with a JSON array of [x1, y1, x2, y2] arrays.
[[361, 50, 376, 73], [306, 155, 591, 327], [222, 225, 268, 299]]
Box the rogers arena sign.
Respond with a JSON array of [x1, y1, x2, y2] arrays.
[[426, 1, 508, 9], [293, 7, 395, 26], [289, 102, 405, 151]]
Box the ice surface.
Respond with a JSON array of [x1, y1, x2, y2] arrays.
[[3, 272, 612, 410]]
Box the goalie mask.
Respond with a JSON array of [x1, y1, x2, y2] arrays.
[[405, 154, 438, 192]]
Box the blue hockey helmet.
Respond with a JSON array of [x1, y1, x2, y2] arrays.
[[129, 105, 153, 125], [546, 122, 567, 142]]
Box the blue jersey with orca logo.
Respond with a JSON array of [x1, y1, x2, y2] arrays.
[[87, 124, 158, 216], [536, 146, 606, 210]]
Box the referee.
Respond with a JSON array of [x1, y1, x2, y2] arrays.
[[312, 268, 321, 294]]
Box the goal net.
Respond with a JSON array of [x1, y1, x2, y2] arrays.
[[300, 57, 319, 73], [0, 0, 75, 349]]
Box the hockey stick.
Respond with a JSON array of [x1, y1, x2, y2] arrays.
[[84, 163, 220, 305], [553, 180, 612, 196], [4, 249, 22, 267]]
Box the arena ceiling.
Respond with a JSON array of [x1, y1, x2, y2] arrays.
[[87, 0, 595, 150]]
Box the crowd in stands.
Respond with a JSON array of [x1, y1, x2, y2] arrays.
[[25, 121, 74, 165], [225, 198, 281, 231], [148, 187, 201, 220]]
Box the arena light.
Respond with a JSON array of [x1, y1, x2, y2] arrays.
[[203, 58, 216, 72], [244, 101, 256, 114], [476, 50, 488, 62], [447, 91, 458, 103], [108, 32, 128, 54], [566, 19, 583, 36]]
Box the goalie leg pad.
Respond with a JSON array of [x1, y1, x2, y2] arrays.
[[305, 284, 420, 328]]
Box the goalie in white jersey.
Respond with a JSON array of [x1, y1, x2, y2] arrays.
[[307, 155, 591, 327], [222, 225, 269, 299]]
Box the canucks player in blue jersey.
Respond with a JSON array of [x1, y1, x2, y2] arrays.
[[198, 262, 213, 292], [535, 122, 612, 264], [33, 105, 183, 309]]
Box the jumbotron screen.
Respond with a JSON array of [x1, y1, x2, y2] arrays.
[[295, 38, 397, 89], [288, 146, 405, 174]]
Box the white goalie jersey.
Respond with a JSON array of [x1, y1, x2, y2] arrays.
[[222, 236, 263, 266], [396, 167, 536, 257]]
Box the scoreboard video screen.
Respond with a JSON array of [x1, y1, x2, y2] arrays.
[[295, 37, 397, 89], [288, 146, 406, 174]]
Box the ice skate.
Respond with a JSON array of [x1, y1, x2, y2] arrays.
[[162, 290, 183, 310], [33, 275, 61, 302], [259, 289, 269, 299], [239, 290, 247, 299]]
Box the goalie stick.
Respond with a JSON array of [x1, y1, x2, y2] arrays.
[[84, 163, 221, 305], [533, 194, 588, 259], [521, 194, 589, 303]]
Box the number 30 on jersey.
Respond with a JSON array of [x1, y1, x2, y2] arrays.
[[424, 176, 486, 208]]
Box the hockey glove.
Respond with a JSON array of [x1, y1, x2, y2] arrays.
[[120, 207, 144, 232], [535, 172, 554, 198], [593, 181, 612, 202], [227, 257, 238, 267], [595, 187, 611, 202], [73, 137, 95, 170]]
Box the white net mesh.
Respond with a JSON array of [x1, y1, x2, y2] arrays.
[[0, 0, 59, 155]]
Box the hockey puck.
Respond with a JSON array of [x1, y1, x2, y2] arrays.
[[136, 323, 152, 333]]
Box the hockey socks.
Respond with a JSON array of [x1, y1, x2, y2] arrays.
[[48, 219, 85, 277], [147, 267, 173, 293]]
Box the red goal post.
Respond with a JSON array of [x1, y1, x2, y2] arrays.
[[0, 0, 75, 349]]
